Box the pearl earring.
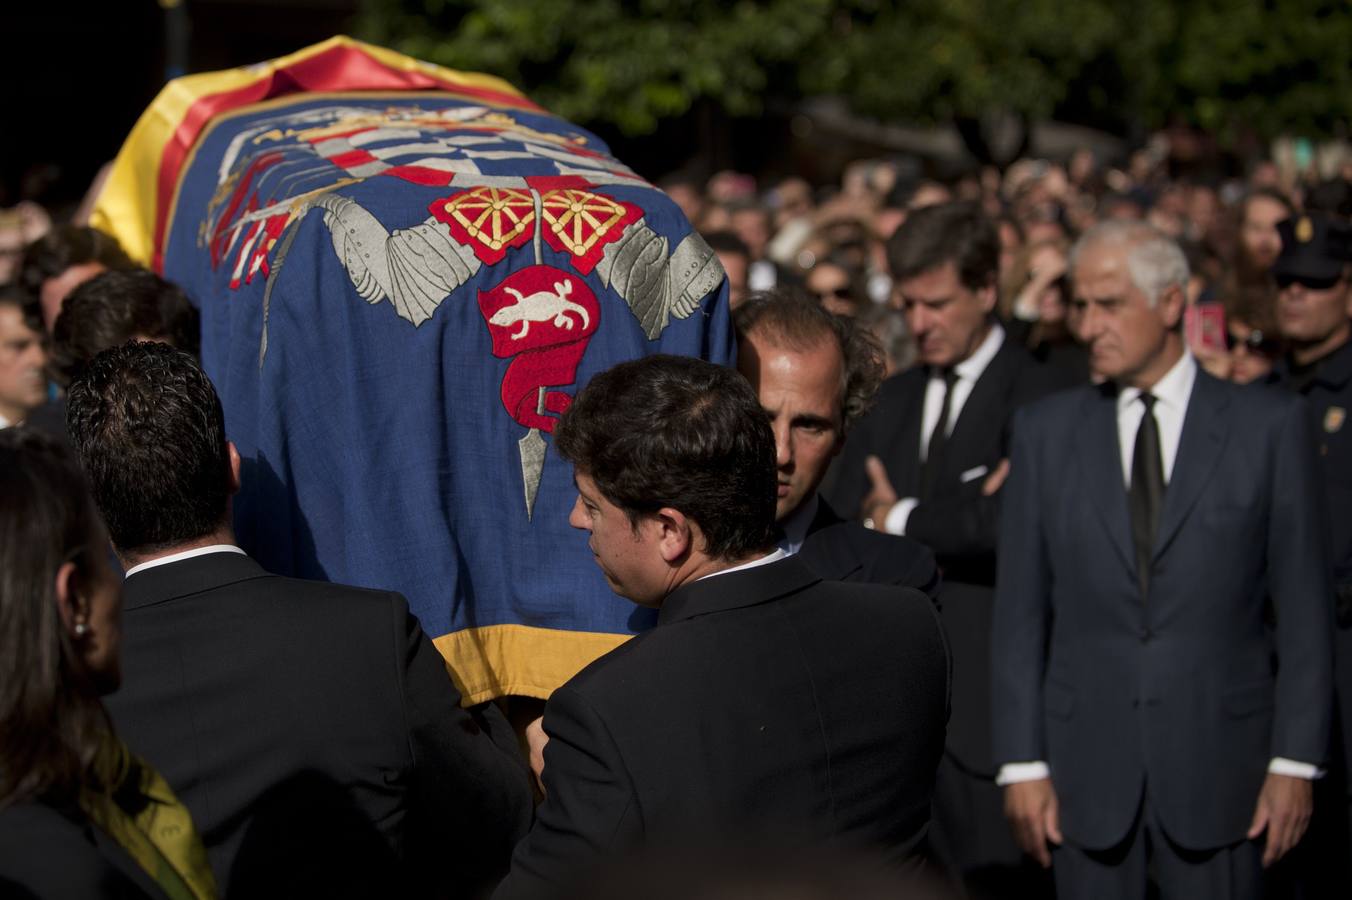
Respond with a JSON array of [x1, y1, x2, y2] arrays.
[[73, 621, 89, 638]]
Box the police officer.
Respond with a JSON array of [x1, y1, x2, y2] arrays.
[[1269, 211, 1352, 891]]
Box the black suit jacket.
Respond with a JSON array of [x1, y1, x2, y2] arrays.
[[0, 803, 170, 899], [992, 373, 1334, 851], [494, 556, 950, 898], [106, 551, 532, 899], [796, 496, 941, 602], [827, 335, 1069, 585], [826, 336, 1068, 775]]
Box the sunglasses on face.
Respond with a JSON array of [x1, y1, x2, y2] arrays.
[[814, 286, 853, 301], [1224, 328, 1282, 357], [1275, 272, 1342, 291]]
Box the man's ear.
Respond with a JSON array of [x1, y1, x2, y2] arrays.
[[227, 441, 242, 496], [978, 281, 999, 315], [1159, 284, 1186, 331], [53, 560, 84, 635], [652, 507, 694, 564]]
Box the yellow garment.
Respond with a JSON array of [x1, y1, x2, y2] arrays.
[[79, 735, 217, 900]]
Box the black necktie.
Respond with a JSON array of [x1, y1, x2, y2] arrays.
[[921, 368, 958, 500], [1129, 392, 1165, 599]]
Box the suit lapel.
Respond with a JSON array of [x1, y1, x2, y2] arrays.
[[1074, 385, 1136, 574], [1153, 372, 1228, 560], [797, 499, 863, 581], [893, 375, 927, 496], [943, 340, 1015, 474], [869, 370, 927, 497]]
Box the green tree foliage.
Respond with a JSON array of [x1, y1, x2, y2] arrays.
[[357, 0, 1352, 141], [801, 0, 1117, 124], [1163, 0, 1352, 138], [358, 0, 832, 134]]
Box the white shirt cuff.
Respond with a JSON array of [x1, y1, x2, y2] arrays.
[[1268, 757, 1324, 780], [996, 761, 1051, 786], [884, 498, 919, 535]]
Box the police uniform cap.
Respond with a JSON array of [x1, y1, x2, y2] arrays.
[[1273, 212, 1352, 282]]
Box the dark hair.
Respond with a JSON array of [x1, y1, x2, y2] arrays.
[[886, 201, 999, 291], [0, 429, 112, 809], [703, 230, 751, 259], [51, 268, 201, 387], [1305, 178, 1352, 219], [554, 355, 777, 560], [66, 341, 231, 554], [734, 288, 885, 430], [0, 283, 25, 311], [658, 172, 705, 193], [18, 225, 133, 298], [1222, 281, 1280, 337], [0, 283, 42, 333], [1240, 188, 1295, 223]]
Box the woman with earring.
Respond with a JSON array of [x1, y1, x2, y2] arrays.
[[0, 429, 216, 899]]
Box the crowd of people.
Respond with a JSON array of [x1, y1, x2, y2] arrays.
[[1, 133, 1351, 900]]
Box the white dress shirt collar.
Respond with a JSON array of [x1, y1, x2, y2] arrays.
[[124, 544, 247, 579], [1114, 350, 1197, 486], [950, 320, 1005, 385], [1115, 347, 1197, 422], [920, 321, 1005, 461], [697, 547, 790, 582]]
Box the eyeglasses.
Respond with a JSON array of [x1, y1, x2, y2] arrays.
[[1275, 272, 1342, 291], [1224, 328, 1282, 357]]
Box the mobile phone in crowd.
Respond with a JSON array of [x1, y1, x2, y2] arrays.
[[1184, 302, 1227, 355]]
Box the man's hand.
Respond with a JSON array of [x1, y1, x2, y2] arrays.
[[982, 458, 1011, 496], [862, 455, 899, 528], [1247, 772, 1313, 866], [525, 716, 549, 797], [1004, 778, 1063, 868]]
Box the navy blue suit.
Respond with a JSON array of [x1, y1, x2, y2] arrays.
[[992, 372, 1333, 854]]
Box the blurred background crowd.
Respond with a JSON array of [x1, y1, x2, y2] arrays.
[[3, 133, 1346, 429]]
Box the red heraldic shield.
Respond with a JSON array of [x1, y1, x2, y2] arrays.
[[536, 187, 643, 274], [431, 187, 538, 267], [478, 265, 600, 433]]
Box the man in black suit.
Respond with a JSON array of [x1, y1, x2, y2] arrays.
[[826, 202, 1070, 887], [66, 342, 532, 899], [494, 355, 950, 899], [734, 289, 939, 597], [993, 221, 1333, 897]]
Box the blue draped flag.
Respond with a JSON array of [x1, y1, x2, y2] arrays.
[[95, 38, 734, 701]]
